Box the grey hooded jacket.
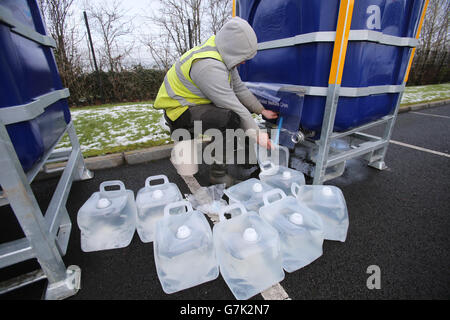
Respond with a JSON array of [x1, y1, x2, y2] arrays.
[[190, 17, 264, 133]]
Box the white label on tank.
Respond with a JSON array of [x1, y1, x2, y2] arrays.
[[366, 5, 381, 30]]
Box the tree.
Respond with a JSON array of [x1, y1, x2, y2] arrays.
[[38, 0, 85, 103], [141, 32, 177, 72], [85, 0, 135, 72], [148, 0, 231, 60], [206, 0, 232, 35], [409, 0, 449, 85]]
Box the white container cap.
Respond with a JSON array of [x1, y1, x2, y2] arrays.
[[96, 198, 111, 209], [252, 183, 263, 193], [176, 225, 191, 239], [152, 189, 164, 199], [289, 213, 303, 225], [243, 228, 258, 242], [282, 171, 291, 180]]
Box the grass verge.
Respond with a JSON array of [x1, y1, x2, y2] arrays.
[[62, 83, 449, 158]]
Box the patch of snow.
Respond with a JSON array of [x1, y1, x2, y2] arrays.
[[57, 104, 170, 153]]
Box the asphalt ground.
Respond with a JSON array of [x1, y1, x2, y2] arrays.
[[1, 104, 449, 301]]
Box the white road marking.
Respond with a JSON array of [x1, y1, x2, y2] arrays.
[[261, 283, 291, 300], [181, 175, 202, 193], [180, 175, 220, 223], [390, 140, 450, 158], [410, 111, 450, 120], [180, 173, 292, 301]]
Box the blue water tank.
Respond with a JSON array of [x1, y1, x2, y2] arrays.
[[0, 0, 71, 171], [238, 0, 424, 136]]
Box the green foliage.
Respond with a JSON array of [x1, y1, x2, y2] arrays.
[[56, 102, 172, 158], [68, 66, 165, 106]]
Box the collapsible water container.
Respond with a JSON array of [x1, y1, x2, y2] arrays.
[[259, 189, 324, 272], [292, 183, 349, 242], [154, 201, 219, 294], [238, 0, 425, 138], [77, 181, 137, 252], [213, 203, 284, 300], [255, 140, 290, 168], [135, 175, 183, 243], [259, 161, 305, 195], [224, 178, 273, 212], [0, 0, 71, 171]]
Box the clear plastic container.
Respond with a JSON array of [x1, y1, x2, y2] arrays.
[[213, 203, 285, 300], [259, 161, 306, 196], [254, 141, 290, 168], [224, 178, 274, 212], [292, 183, 349, 242], [259, 189, 324, 272], [77, 181, 137, 252], [135, 175, 183, 243], [154, 201, 219, 294]]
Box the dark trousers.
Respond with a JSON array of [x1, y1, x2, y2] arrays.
[[164, 104, 241, 137], [165, 104, 256, 167]]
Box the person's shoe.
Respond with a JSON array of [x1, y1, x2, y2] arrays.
[[209, 163, 235, 187], [235, 164, 260, 180], [249, 166, 261, 179]]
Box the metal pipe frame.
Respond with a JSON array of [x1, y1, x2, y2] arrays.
[[258, 29, 419, 51], [0, 118, 90, 299], [312, 0, 354, 185], [308, 0, 428, 185], [0, 1, 93, 299], [0, 6, 56, 48]]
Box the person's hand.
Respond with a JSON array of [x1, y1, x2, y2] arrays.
[[261, 109, 278, 119], [257, 131, 274, 150]]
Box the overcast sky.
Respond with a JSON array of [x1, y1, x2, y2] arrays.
[[71, 0, 162, 69], [68, 0, 234, 70]]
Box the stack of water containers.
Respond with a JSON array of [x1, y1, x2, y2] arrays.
[[77, 175, 220, 295], [77, 162, 349, 299]]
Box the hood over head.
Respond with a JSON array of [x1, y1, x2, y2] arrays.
[[215, 17, 258, 70]]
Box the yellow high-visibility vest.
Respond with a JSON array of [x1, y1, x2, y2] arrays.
[[154, 35, 229, 121]]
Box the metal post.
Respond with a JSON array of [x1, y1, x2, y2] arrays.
[[0, 121, 71, 285], [313, 85, 341, 184], [313, 0, 354, 185], [367, 91, 404, 170], [368, 0, 429, 170], [188, 18, 193, 49], [68, 122, 94, 181], [83, 11, 104, 103], [0, 119, 83, 299], [0, 1, 88, 299]]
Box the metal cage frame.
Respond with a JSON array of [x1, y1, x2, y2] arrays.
[[246, 0, 429, 184], [307, 0, 428, 184], [0, 4, 93, 299]]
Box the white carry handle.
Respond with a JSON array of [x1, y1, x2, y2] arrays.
[[100, 180, 126, 195], [260, 160, 277, 173], [145, 175, 169, 188], [218, 203, 247, 222], [163, 200, 193, 218], [291, 182, 302, 197], [277, 144, 290, 167], [262, 188, 287, 206]]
